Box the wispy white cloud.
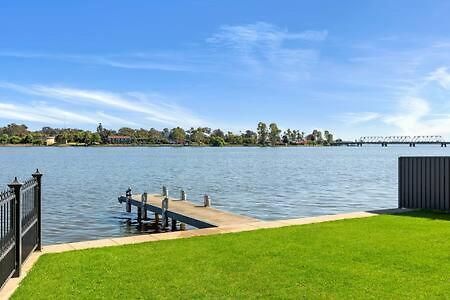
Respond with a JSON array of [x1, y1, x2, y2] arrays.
[[0, 101, 139, 127], [0, 22, 327, 82], [207, 22, 327, 47], [206, 22, 325, 82], [0, 83, 205, 128], [428, 67, 450, 89], [0, 102, 58, 123], [384, 98, 450, 136], [0, 51, 196, 72], [382, 97, 430, 134], [339, 62, 450, 138], [341, 112, 382, 124], [343, 97, 450, 137]]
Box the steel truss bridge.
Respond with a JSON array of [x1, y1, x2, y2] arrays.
[[335, 136, 449, 147]]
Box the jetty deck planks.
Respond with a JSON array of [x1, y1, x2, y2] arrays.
[[123, 194, 259, 228]]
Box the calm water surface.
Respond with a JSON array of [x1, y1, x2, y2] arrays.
[[0, 146, 448, 244]]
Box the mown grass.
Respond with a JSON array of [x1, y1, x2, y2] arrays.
[[12, 211, 450, 299]]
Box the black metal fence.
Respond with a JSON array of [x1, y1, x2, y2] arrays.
[[399, 157, 450, 210], [0, 170, 42, 289]]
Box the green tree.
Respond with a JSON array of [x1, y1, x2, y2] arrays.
[[283, 129, 292, 144], [81, 131, 91, 144], [96, 123, 112, 144], [0, 123, 28, 137], [91, 133, 101, 144], [9, 135, 22, 144], [282, 131, 289, 144], [210, 136, 225, 147], [269, 123, 281, 146], [0, 134, 9, 144], [211, 129, 225, 138], [190, 128, 207, 144], [148, 128, 165, 144], [241, 130, 257, 145], [257, 122, 268, 145], [313, 129, 323, 143], [41, 126, 58, 136], [324, 130, 333, 144], [169, 127, 186, 144], [21, 134, 34, 144], [56, 131, 70, 144], [225, 131, 242, 144], [118, 127, 135, 137], [162, 128, 170, 140]]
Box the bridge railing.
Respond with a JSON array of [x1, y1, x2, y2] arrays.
[[358, 135, 444, 143]]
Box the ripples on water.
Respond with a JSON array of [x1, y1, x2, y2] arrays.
[[0, 146, 448, 244]]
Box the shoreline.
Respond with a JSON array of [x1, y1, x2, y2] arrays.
[[0, 143, 331, 148]]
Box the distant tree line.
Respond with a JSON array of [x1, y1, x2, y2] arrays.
[[0, 122, 335, 146]]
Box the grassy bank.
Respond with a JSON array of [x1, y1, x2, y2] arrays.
[[12, 211, 450, 299]]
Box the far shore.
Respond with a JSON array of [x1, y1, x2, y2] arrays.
[[0, 143, 331, 148]]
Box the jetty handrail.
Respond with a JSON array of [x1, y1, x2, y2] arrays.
[[0, 170, 42, 289]]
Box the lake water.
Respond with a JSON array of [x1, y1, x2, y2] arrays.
[[0, 146, 448, 244]]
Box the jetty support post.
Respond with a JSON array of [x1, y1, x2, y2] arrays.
[[181, 190, 187, 201], [9, 177, 23, 277], [204, 194, 211, 207], [171, 218, 177, 231], [141, 192, 148, 220], [162, 186, 168, 198], [154, 213, 160, 228], [125, 187, 132, 213], [161, 196, 169, 229], [137, 204, 142, 223]]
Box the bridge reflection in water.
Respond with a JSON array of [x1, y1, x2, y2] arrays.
[[334, 136, 448, 147]]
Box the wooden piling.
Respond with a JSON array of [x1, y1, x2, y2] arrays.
[[162, 186, 168, 197], [180, 223, 186, 231], [155, 213, 160, 224], [161, 197, 169, 229], [171, 218, 177, 231], [141, 193, 148, 220], [126, 187, 132, 213], [137, 205, 142, 222]]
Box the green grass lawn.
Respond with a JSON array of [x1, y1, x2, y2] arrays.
[[12, 211, 450, 299]]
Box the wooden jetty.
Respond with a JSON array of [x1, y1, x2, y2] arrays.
[[118, 188, 258, 230]]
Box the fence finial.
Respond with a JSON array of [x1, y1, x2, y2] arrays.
[[33, 169, 43, 178], [8, 177, 22, 187]]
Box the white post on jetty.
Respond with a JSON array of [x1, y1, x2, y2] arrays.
[[181, 190, 187, 201], [203, 194, 211, 207]]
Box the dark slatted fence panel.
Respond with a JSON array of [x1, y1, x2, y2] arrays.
[[399, 157, 450, 210]]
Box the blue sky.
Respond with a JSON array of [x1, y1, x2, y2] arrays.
[[1, 1, 450, 139]]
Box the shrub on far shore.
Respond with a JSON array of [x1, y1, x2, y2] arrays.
[[210, 136, 225, 147]]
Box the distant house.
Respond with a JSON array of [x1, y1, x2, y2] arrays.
[[292, 140, 306, 145], [107, 135, 132, 144], [45, 136, 56, 146]]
